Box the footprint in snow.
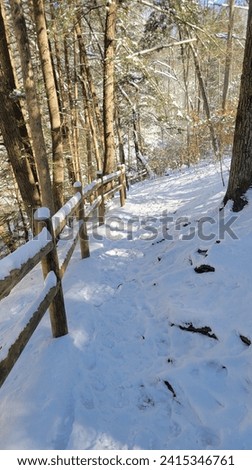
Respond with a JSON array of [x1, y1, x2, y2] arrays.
[[206, 360, 228, 377], [167, 420, 182, 439], [155, 336, 170, 357], [196, 426, 220, 448], [113, 386, 130, 409], [137, 385, 155, 410], [80, 390, 95, 410], [84, 350, 97, 371], [91, 377, 106, 392]]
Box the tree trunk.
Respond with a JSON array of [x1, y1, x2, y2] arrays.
[[222, 0, 235, 113], [132, 107, 141, 170], [103, 0, 117, 175], [79, 76, 102, 172], [49, 1, 76, 184], [75, 14, 104, 150], [116, 113, 126, 166], [190, 42, 219, 154], [0, 1, 37, 182], [64, 34, 81, 182], [0, 3, 40, 221], [189, 41, 224, 185], [9, 0, 54, 213], [73, 33, 81, 182], [224, 2, 252, 211], [77, 33, 102, 172], [32, 0, 64, 211], [63, 35, 76, 178], [179, 34, 193, 163]]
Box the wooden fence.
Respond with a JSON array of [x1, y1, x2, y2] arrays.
[[0, 164, 129, 388], [128, 169, 148, 184]]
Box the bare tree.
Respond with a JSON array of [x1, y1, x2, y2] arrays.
[[222, 0, 236, 113], [103, 0, 117, 175], [0, 2, 40, 222], [9, 0, 54, 213], [32, 0, 64, 210], [76, 17, 102, 172]]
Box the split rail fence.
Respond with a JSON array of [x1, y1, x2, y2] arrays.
[[0, 164, 141, 388]]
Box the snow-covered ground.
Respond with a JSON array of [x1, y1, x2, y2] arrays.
[[0, 158, 252, 450]]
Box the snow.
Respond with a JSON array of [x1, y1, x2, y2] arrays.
[[0, 227, 51, 281], [102, 170, 121, 183], [0, 158, 252, 450], [34, 207, 51, 220], [0, 271, 57, 363], [52, 193, 81, 234], [73, 181, 82, 189]]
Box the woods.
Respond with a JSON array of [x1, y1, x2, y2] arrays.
[[0, 0, 250, 256]]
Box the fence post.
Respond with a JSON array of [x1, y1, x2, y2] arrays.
[[97, 170, 105, 225], [34, 208, 68, 338], [73, 182, 90, 259], [117, 164, 126, 207]]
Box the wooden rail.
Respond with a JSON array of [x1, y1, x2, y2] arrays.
[[0, 165, 127, 388], [128, 169, 148, 184]]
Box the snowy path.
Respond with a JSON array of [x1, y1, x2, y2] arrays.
[[1, 160, 252, 449]]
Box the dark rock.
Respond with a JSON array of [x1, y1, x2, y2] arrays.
[[194, 264, 215, 273], [240, 334, 251, 346], [197, 248, 208, 256]]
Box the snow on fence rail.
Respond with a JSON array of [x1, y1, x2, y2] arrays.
[[0, 165, 127, 388]]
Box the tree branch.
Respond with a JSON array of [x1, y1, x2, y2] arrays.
[[126, 38, 197, 59]]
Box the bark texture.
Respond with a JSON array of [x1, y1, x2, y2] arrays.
[[33, 0, 64, 211], [103, 0, 117, 175], [224, 2, 252, 211], [9, 0, 54, 213], [0, 3, 40, 220]]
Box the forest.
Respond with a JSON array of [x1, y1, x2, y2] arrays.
[[0, 0, 249, 257]]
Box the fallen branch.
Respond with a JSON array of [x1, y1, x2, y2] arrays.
[[240, 334, 251, 346], [171, 322, 218, 340], [127, 38, 197, 59], [163, 380, 176, 398]]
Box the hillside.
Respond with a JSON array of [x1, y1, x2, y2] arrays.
[[0, 158, 252, 450]]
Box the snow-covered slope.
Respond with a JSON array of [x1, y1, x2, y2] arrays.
[[0, 158, 252, 450]]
